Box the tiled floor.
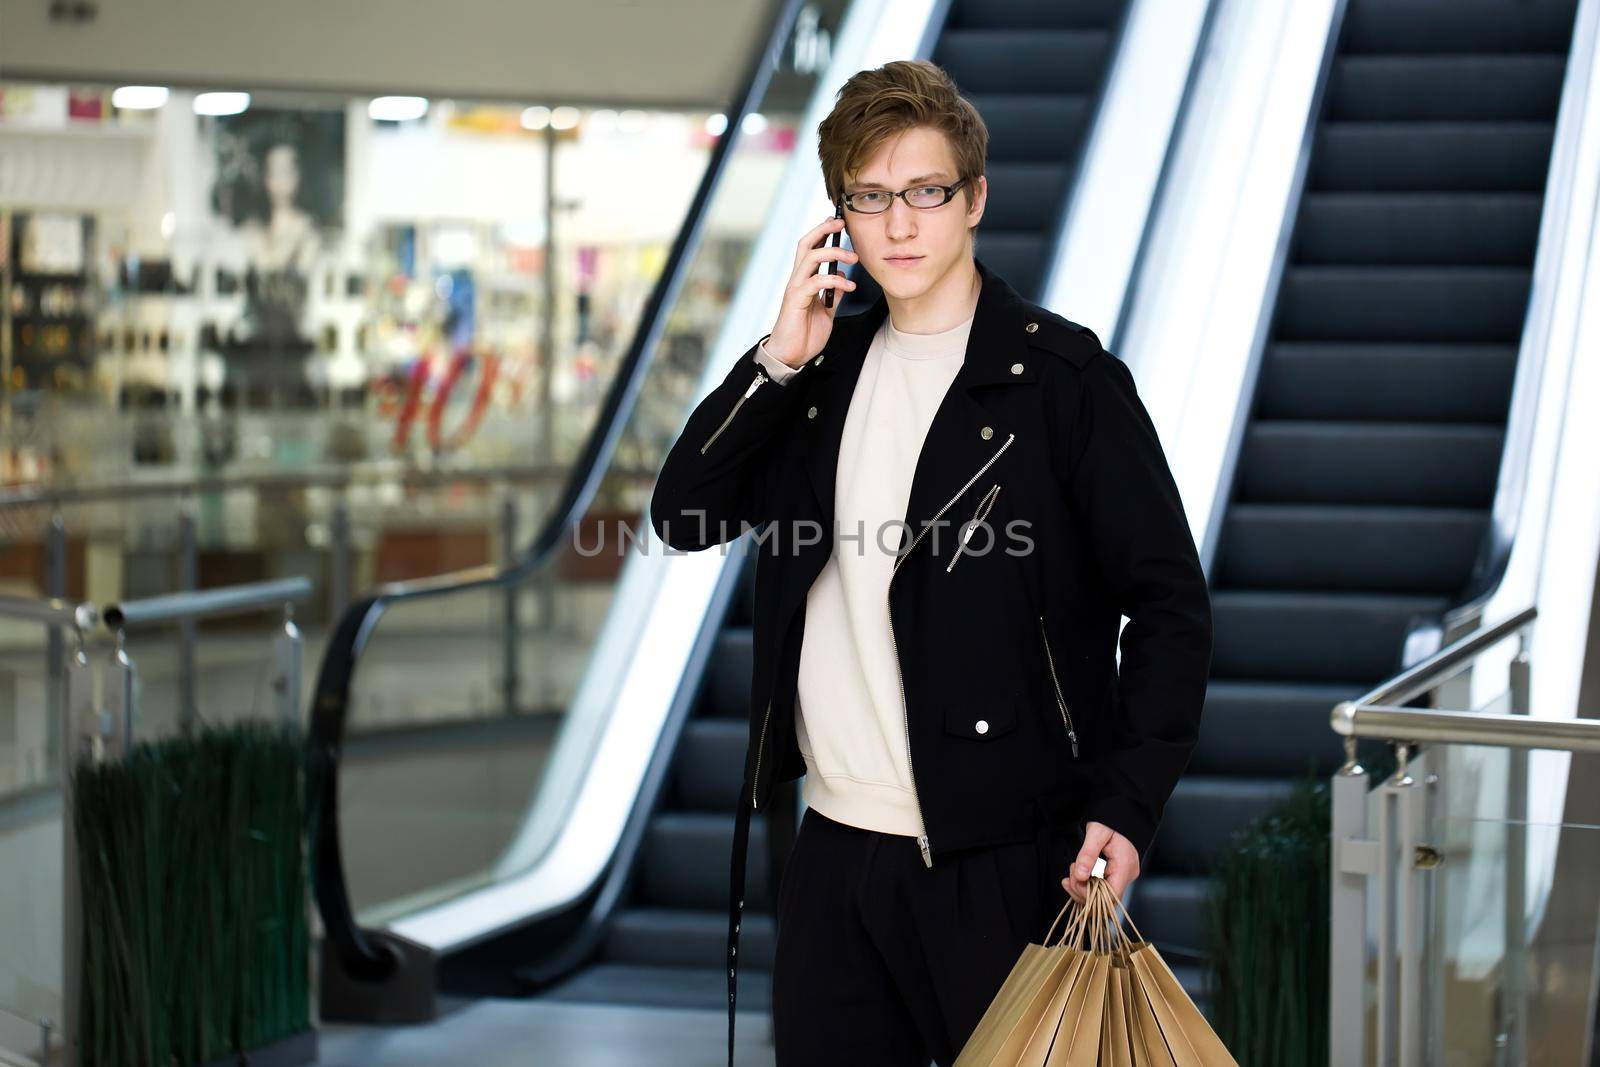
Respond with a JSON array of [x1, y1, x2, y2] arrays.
[[321, 1000, 779, 1067]]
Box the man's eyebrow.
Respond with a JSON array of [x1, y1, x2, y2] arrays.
[[845, 172, 951, 192]]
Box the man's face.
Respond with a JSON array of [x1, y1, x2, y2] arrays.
[[840, 125, 986, 300]]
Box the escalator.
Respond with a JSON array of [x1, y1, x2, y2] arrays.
[[842, 0, 1131, 314], [1125, 0, 1582, 1008], [525, 0, 1137, 1015]]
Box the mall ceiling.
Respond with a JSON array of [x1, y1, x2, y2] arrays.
[[0, 0, 780, 109]]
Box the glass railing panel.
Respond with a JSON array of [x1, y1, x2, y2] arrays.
[[0, 624, 70, 1061], [114, 616, 300, 744], [338, 0, 858, 925], [0, 621, 61, 796], [1419, 742, 1599, 1065], [1353, 735, 1600, 1065]]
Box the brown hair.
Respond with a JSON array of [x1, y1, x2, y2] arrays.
[[817, 59, 987, 211]]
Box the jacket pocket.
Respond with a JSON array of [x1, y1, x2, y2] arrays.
[[946, 483, 1002, 572], [943, 701, 1018, 741], [1037, 615, 1080, 758]]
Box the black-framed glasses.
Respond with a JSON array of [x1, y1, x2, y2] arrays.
[[841, 177, 969, 214]]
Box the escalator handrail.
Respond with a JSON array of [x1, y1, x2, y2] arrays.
[[308, 0, 810, 983], [1440, 0, 1600, 636]]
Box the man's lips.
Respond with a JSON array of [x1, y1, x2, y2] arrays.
[[885, 255, 924, 265]]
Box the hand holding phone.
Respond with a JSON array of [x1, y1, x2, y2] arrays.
[[763, 212, 858, 371]]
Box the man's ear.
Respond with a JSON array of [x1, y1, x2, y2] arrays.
[[966, 174, 988, 229]]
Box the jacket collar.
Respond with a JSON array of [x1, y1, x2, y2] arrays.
[[800, 255, 1041, 546]]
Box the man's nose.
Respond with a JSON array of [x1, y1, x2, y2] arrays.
[[885, 197, 918, 240]]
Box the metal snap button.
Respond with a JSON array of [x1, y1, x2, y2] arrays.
[[1025, 322, 1039, 333], [980, 426, 993, 440], [1010, 362, 1024, 374], [816, 353, 825, 365], [807, 406, 818, 419], [975, 719, 989, 735]]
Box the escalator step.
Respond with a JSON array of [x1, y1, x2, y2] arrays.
[[971, 230, 1051, 300], [701, 627, 754, 720], [966, 93, 1093, 162], [1340, 0, 1579, 55], [1296, 192, 1542, 266], [947, 0, 1126, 31], [1257, 340, 1517, 421], [1126, 873, 1212, 966], [603, 906, 777, 972], [1187, 679, 1369, 777], [1312, 121, 1554, 193], [979, 161, 1075, 230], [1236, 420, 1503, 507], [1277, 264, 1532, 342], [1209, 589, 1448, 683], [1328, 55, 1566, 122], [637, 811, 773, 911], [1217, 503, 1486, 593], [671, 717, 749, 811], [936, 29, 1112, 95], [1146, 776, 1300, 874]]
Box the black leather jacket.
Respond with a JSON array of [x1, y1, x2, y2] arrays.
[[649, 256, 1212, 1065]]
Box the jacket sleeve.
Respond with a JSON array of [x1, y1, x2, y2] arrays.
[[1065, 347, 1213, 860], [649, 335, 810, 551]]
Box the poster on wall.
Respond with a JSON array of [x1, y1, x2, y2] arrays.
[[206, 107, 344, 400]]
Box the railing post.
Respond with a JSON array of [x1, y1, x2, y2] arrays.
[[330, 495, 351, 622], [104, 628, 136, 758], [1395, 745, 1430, 1067], [1331, 729, 1373, 1066], [46, 511, 68, 778], [1502, 629, 1532, 1063], [276, 603, 304, 728], [1370, 739, 1429, 1065], [501, 491, 520, 717], [177, 497, 198, 734], [61, 626, 95, 1067]]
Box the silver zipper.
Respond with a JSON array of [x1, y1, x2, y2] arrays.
[[887, 432, 1016, 868], [701, 368, 768, 454], [946, 483, 1002, 572], [750, 694, 773, 809], [1038, 615, 1079, 757]]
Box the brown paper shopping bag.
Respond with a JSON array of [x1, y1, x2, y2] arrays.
[[1098, 877, 1238, 1067], [1042, 882, 1117, 1065], [954, 894, 1097, 1066], [1099, 956, 1137, 1067], [957, 873, 1238, 1067], [960, 873, 1133, 1066]]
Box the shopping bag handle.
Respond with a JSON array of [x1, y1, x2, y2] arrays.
[[1043, 893, 1092, 948], [1088, 873, 1151, 949]]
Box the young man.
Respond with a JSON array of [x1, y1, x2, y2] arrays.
[[650, 60, 1212, 1066]]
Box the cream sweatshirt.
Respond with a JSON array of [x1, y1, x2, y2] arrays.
[[751, 310, 974, 836]]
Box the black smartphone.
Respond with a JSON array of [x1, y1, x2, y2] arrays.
[[822, 203, 844, 308]]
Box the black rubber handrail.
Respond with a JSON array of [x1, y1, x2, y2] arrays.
[[308, 0, 807, 984]]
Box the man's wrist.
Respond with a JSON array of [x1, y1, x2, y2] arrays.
[[754, 334, 801, 383]]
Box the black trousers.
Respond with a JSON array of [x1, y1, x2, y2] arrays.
[[771, 806, 1074, 1066]]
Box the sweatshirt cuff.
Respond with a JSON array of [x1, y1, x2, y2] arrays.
[[753, 336, 800, 384]]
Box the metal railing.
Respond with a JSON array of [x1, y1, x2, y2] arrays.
[[0, 577, 310, 1067], [1328, 604, 1600, 1065]]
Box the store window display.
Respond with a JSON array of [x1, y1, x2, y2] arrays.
[[208, 109, 344, 406]]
